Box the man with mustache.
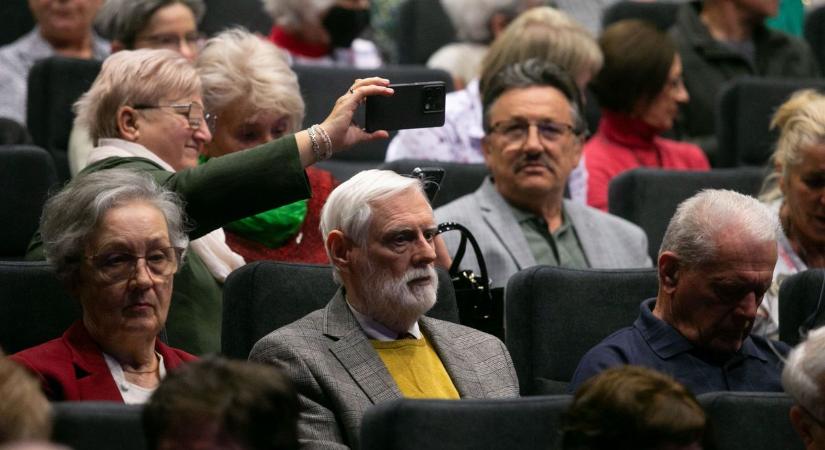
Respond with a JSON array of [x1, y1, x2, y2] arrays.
[[570, 189, 789, 394], [249, 169, 519, 449], [435, 59, 651, 288]]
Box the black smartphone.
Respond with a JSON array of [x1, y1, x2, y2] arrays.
[[411, 166, 445, 204], [364, 81, 446, 132]]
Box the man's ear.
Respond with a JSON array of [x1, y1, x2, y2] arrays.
[[790, 405, 816, 449], [326, 230, 354, 275], [116, 106, 140, 141], [658, 251, 681, 294]]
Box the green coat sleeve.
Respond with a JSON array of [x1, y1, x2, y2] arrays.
[[26, 134, 311, 260]]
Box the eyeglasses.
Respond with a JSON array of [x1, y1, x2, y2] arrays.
[[488, 119, 577, 147], [134, 102, 217, 132], [135, 32, 205, 52], [86, 247, 184, 284]]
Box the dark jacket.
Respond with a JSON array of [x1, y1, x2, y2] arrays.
[[669, 1, 819, 160]]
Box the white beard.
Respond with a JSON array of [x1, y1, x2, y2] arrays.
[[356, 261, 438, 333]]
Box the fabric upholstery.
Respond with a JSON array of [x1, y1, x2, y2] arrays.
[[291, 64, 453, 162], [716, 77, 825, 167], [379, 159, 488, 208], [221, 261, 460, 359], [360, 395, 572, 450], [52, 402, 147, 450], [601, 0, 680, 31], [0, 1, 34, 46], [779, 268, 825, 347], [699, 391, 802, 450], [26, 56, 102, 180], [805, 6, 825, 87], [0, 145, 58, 258], [396, 0, 456, 65], [505, 265, 658, 395], [0, 260, 79, 354], [608, 167, 765, 260], [200, 0, 271, 36]]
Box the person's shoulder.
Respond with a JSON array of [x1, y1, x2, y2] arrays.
[[565, 200, 645, 236], [569, 326, 638, 391], [657, 137, 710, 167], [9, 335, 74, 372], [434, 187, 483, 218], [249, 307, 329, 357], [422, 317, 507, 352]]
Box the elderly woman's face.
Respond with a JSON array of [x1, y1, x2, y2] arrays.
[[133, 2, 201, 62], [204, 100, 290, 158], [782, 143, 825, 246], [637, 55, 689, 132], [75, 201, 175, 338], [132, 93, 211, 170], [28, 0, 103, 43]]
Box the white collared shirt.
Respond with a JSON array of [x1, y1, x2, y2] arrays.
[[347, 302, 422, 341]]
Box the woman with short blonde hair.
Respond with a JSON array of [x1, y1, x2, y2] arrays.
[[196, 29, 335, 264]]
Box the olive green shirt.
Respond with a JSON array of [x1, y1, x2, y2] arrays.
[[509, 205, 589, 269]]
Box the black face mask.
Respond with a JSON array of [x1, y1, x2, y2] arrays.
[[322, 6, 370, 49]]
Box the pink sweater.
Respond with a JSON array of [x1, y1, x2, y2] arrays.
[[584, 110, 710, 211]]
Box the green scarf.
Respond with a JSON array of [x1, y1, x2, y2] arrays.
[[200, 155, 308, 247]]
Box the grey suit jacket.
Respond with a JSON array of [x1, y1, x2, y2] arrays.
[[249, 291, 520, 449], [435, 177, 652, 288]]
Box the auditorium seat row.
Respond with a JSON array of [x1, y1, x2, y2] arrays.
[[49, 391, 801, 450]]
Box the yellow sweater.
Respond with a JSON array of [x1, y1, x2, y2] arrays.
[[371, 336, 460, 399]]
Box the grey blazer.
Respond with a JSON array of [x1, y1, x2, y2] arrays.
[[249, 291, 520, 449], [435, 177, 652, 288]]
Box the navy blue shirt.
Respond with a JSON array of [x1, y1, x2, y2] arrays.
[[570, 299, 789, 394]]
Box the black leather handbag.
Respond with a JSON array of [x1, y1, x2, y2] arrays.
[[437, 222, 504, 338]]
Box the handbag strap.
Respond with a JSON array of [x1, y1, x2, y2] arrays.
[[437, 222, 491, 285]]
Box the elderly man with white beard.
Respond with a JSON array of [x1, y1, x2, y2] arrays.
[[249, 169, 520, 450]]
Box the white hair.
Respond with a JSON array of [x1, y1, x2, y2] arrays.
[[319, 169, 426, 282], [440, 0, 519, 43], [260, 0, 336, 29], [196, 28, 304, 133], [659, 189, 780, 266], [783, 327, 825, 421]]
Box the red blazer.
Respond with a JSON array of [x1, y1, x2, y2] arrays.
[[10, 321, 197, 402]]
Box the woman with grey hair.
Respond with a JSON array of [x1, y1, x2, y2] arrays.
[[11, 169, 197, 403], [262, 0, 381, 68], [30, 48, 393, 355], [197, 29, 334, 264], [96, 0, 206, 61], [755, 89, 825, 339]]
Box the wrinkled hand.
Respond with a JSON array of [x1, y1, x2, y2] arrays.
[[319, 77, 394, 154]]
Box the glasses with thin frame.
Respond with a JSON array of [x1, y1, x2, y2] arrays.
[[134, 102, 217, 132], [136, 32, 205, 52], [86, 247, 184, 284], [488, 119, 577, 148]]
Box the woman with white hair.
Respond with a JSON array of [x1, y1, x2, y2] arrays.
[[28, 48, 392, 355], [197, 29, 334, 263], [756, 89, 825, 339], [262, 0, 381, 68]]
